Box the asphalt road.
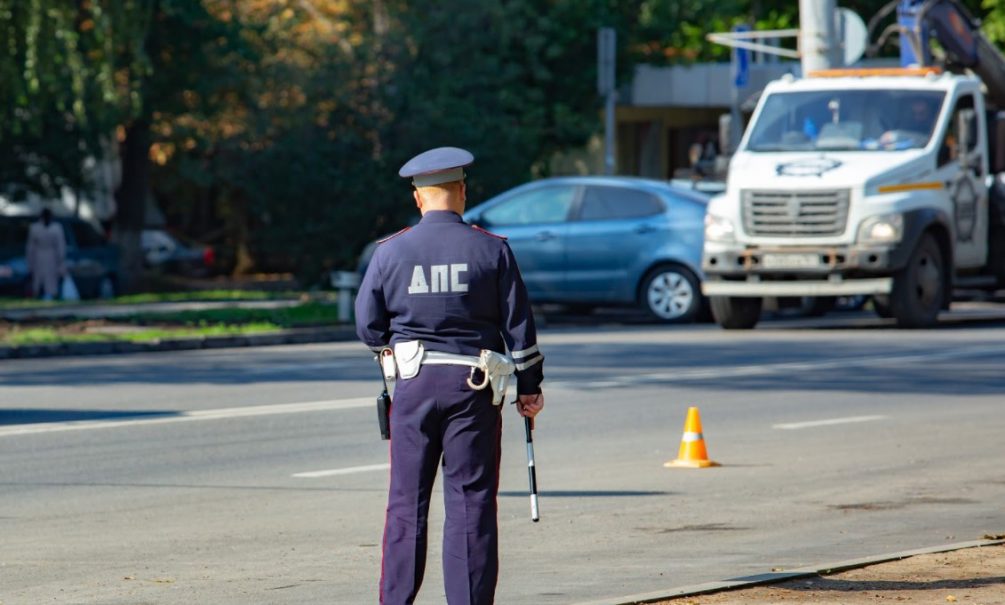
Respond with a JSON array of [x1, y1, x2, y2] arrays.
[[2, 310, 1004, 604]]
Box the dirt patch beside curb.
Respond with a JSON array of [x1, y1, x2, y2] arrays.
[[654, 543, 1005, 605]]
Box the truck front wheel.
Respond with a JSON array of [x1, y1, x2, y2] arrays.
[[889, 233, 944, 328], [710, 296, 762, 330]]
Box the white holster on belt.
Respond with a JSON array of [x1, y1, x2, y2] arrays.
[[392, 341, 515, 406], [378, 347, 397, 398]]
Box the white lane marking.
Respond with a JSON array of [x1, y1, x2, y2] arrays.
[[0, 398, 373, 438], [773, 415, 887, 430], [292, 463, 390, 478]]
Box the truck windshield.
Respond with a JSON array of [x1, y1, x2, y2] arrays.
[[745, 89, 946, 152]]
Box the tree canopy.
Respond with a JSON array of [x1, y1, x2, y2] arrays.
[[3, 0, 1005, 284]]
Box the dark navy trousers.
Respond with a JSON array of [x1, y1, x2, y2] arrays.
[[380, 365, 502, 605]]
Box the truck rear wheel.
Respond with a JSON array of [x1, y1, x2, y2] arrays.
[[889, 233, 944, 328], [710, 296, 762, 330]]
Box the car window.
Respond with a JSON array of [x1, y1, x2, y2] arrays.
[[0, 218, 31, 248], [481, 186, 576, 226], [68, 220, 106, 247], [578, 186, 664, 221]]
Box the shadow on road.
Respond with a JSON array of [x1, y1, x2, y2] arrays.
[[0, 480, 386, 493], [1, 309, 1003, 397], [0, 408, 178, 425]]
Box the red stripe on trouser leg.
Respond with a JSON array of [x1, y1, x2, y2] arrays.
[[441, 382, 500, 604], [380, 378, 440, 603], [379, 401, 392, 604]]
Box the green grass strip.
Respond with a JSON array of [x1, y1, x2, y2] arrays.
[[127, 302, 344, 328], [1, 323, 282, 347], [0, 289, 314, 309]]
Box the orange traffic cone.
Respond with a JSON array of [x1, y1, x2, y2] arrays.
[[664, 406, 720, 468]]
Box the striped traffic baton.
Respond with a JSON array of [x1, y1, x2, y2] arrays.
[[524, 416, 539, 522]]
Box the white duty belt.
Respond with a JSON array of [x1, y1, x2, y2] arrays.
[[387, 341, 516, 406]]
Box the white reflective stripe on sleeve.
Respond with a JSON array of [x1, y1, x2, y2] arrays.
[[512, 344, 539, 359], [681, 431, 703, 442], [515, 354, 543, 371]]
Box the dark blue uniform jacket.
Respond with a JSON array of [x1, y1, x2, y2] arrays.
[[355, 210, 544, 394]]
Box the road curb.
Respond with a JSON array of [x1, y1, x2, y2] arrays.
[[0, 327, 358, 360], [572, 539, 1005, 605]]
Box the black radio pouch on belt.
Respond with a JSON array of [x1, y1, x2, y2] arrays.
[[377, 390, 391, 440]]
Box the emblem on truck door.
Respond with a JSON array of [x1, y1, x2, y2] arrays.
[[950, 174, 978, 242]]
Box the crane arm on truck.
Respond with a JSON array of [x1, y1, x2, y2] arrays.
[[896, 0, 1005, 108]]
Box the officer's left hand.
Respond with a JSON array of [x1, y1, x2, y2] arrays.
[[516, 393, 543, 420]]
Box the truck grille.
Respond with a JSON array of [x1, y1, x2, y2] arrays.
[[742, 189, 850, 237]]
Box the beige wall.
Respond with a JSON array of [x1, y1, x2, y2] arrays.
[[545, 106, 729, 179]]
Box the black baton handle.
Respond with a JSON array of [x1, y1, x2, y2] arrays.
[[524, 415, 539, 522]]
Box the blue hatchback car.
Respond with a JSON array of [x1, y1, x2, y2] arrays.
[[462, 176, 709, 322]]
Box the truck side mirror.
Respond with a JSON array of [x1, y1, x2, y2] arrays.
[[957, 109, 977, 169], [959, 109, 977, 151], [719, 113, 736, 155]]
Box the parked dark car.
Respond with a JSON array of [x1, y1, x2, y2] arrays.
[[358, 176, 709, 323], [0, 214, 119, 299], [142, 229, 215, 277]]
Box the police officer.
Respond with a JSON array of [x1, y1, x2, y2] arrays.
[[355, 146, 544, 605]]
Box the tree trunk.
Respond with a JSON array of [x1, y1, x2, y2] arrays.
[[113, 118, 151, 293], [230, 196, 255, 276]]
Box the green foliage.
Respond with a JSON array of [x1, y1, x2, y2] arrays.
[[7, 0, 1005, 288], [982, 0, 1005, 45], [0, 0, 150, 196], [112, 289, 302, 304], [127, 301, 343, 327], [0, 322, 280, 346]]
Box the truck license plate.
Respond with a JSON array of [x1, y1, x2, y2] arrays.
[[761, 253, 821, 269]]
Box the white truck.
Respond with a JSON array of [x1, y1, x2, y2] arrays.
[[701, 0, 1005, 329]]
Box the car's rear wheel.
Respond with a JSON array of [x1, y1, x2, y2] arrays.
[[639, 264, 701, 323]]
